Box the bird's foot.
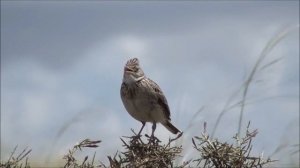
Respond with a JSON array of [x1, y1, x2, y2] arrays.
[[145, 134, 161, 145]]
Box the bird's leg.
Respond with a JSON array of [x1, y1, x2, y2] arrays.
[[151, 122, 156, 137], [137, 121, 146, 136]]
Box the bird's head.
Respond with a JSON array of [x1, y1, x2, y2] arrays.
[[123, 58, 145, 83]]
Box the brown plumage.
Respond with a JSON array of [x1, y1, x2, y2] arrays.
[[120, 58, 181, 136]]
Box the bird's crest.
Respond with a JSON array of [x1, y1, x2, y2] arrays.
[[126, 58, 139, 67]]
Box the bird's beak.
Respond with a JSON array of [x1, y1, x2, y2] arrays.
[[124, 67, 133, 73]]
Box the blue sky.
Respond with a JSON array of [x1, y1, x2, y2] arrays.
[[1, 1, 299, 167]]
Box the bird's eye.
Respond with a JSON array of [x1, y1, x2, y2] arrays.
[[125, 67, 133, 72], [125, 66, 139, 72]]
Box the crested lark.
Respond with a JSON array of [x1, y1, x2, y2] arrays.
[[120, 58, 181, 136]]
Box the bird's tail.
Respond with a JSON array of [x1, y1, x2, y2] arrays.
[[162, 121, 181, 134]]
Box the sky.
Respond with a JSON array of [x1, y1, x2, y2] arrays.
[[1, 1, 299, 167]]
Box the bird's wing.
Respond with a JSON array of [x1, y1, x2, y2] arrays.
[[145, 78, 171, 120]]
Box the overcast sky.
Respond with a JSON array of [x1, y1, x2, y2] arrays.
[[1, 1, 299, 167]]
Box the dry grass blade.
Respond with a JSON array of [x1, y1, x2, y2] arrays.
[[193, 122, 276, 167], [237, 26, 298, 137], [210, 26, 299, 138], [107, 131, 185, 167], [184, 106, 205, 132], [0, 146, 32, 168], [63, 138, 101, 168]]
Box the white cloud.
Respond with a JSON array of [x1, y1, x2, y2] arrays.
[[1, 2, 298, 166]]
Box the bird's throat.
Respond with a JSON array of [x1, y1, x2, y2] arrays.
[[123, 74, 144, 84]]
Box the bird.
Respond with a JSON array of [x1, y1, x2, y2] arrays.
[[120, 58, 181, 137]]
